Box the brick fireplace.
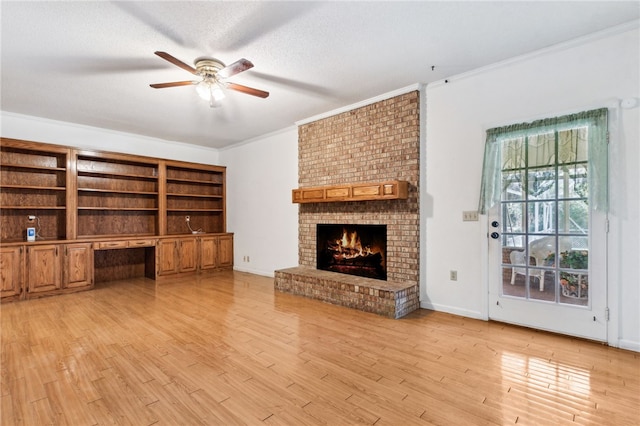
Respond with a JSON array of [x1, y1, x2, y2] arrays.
[[275, 91, 420, 318]]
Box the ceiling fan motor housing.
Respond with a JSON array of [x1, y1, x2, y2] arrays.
[[195, 58, 225, 78]]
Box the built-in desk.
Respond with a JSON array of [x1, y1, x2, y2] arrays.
[[1, 233, 233, 302], [92, 237, 158, 283]]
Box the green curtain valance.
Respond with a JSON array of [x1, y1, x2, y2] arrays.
[[478, 108, 608, 214]]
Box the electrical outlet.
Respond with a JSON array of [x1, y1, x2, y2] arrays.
[[462, 211, 478, 221], [242, 256, 250, 262], [450, 270, 458, 281], [246, 256, 250, 262], [185, 216, 190, 222]]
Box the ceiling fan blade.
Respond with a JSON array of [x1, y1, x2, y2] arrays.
[[150, 81, 196, 89], [227, 83, 269, 98], [154, 51, 197, 74], [218, 58, 254, 78]]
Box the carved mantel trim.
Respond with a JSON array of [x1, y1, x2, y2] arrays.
[[292, 180, 408, 204]]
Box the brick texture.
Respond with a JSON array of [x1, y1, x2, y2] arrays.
[[275, 266, 419, 319], [275, 91, 420, 318], [297, 91, 420, 285]]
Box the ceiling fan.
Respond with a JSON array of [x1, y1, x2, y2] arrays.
[[150, 51, 269, 107]]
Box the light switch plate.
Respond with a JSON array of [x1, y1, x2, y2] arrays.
[[463, 211, 479, 221]]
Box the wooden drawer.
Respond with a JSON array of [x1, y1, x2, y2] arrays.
[[94, 241, 128, 250], [94, 239, 156, 250], [128, 239, 155, 248]]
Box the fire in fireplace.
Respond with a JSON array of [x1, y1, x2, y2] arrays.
[[317, 224, 387, 280]]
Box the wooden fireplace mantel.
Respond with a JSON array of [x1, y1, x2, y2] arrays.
[[292, 180, 408, 204]]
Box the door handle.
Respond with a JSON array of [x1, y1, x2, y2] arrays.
[[490, 232, 500, 239]]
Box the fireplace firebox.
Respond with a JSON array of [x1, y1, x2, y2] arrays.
[[316, 224, 387, 280]]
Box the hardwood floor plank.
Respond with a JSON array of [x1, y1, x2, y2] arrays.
[[188, 388, 247, 425], [43, 378, 98, 425], [2, 271, 638, 425], [144, 379, 208, 426], [90, 367, 159, 424]]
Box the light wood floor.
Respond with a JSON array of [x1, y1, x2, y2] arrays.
[[2, 271, 639, 425]]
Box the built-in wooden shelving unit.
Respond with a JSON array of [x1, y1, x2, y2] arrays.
[[165, 162, 226, 235], [0, 141, 71, 242], [76, 151, 160, 238], [0, 137, 232, 302]]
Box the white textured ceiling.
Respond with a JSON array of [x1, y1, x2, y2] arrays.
[[1, 1, 638, 149]]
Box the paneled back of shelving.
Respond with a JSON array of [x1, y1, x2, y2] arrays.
[[165, 164, 226, 235], [76, 153, 159, 238], [0, 143, 69, 241]]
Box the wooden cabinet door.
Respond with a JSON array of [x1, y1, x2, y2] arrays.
[[63, 243, 93, 289], [27, 244, 61, 294], [0, 246, 24, 300], [157, 239, 178, 276], [178, 238, 197, 273], [218, 235, 234, 267], [199, 236, 217, 270]]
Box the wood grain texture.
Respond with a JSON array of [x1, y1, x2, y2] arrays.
[[292, 180, 409, 204], [1, 138, 227, 243], [1, 271, 638, 425]]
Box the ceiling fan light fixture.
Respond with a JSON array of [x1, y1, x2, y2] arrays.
[[211, 85, 225, 101], [196, 79, 225, 107]]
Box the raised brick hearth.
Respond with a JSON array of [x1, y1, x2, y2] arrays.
[[275, 90, 421, 318], [275, 266, 419, 319]]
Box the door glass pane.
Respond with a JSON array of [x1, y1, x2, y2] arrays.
[[502, 169, 525, 201], [558, 127, 588, 164], [527, 201, 556, 234], [528, 133, 555, 168], [499, 127, 590, 307], [502, 202, 525, 234], [529, 267, 555, 302], [558, 164, 588, 199], [558, 200, 589, 234], [528, 167, 556, 200]]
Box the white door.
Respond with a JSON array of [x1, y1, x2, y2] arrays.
[[488, 128, 607, 341]]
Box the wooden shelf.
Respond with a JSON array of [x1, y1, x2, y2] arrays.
[[166, 177, 222, 185], [292, 180, 409, 203], [77, 170, 157, 180], [78, 207, 158, 211], [78, 188, 158, 195], [0, 164, 66, 172], [167, 193, 223, 199], [167, 208, 223, 212], [1, 185, 66, 191], [1, 206, 66, 210]]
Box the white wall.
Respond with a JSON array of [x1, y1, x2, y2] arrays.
[[218, 127, 299, 277], [423, 24, 639, 350], [1, 112, 219, 164]]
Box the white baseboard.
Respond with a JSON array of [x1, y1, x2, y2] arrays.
[[420, 301, 484, 320], [618, 339, 640, 353], [233, 266, 274, 278]]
